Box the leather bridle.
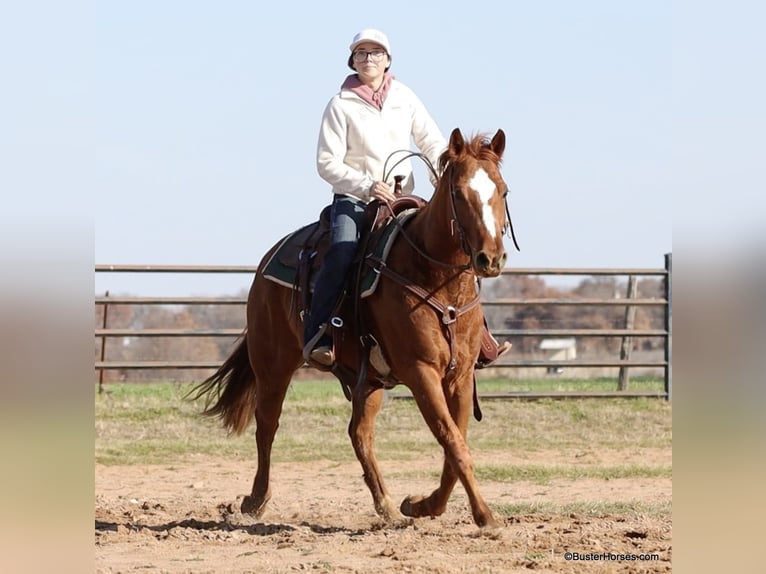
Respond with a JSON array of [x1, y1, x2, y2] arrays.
[[364, 150, 520, 369], [383, 151, 520, 270]]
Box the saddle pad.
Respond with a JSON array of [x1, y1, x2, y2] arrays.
[[260, 222, 324, 290], [359, 210, 417, 298], [261, 210, 418, 298]]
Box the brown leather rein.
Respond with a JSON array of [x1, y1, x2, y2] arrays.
[[366, 150, 520, 371], [382, 151, 520, 267]]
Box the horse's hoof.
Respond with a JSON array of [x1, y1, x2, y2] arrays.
[[400, 495, 415, 517], [390, 515, 414, 528], [240, 494, 269, 517], [376, 511, 412, 529], [400, 495, 428, 518], [476, 523, 504, 540], [478, 515, 503, 533]]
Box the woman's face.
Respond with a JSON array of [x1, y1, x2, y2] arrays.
[[351, 42, 390, 84]]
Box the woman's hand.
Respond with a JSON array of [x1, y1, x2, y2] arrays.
[[369, 181, 396, 202]]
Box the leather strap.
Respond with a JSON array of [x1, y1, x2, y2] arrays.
[[479, 328, 499, 364], [472, 374, 483, 421], [366, 255, 481, 370]]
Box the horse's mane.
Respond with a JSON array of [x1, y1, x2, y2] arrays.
[[437, 132, 503, 174]]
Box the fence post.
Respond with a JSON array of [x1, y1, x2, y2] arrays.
[[664, 254, 672, 401], [618, 276, 638, 391], [98, 291, 109, 394]]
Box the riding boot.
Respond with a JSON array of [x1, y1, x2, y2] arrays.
[[303, 242, 359, 368]]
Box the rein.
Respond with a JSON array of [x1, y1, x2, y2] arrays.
[[383, 150, 520, 263], [444, 163, 478, 262], [505, 199, 521, 252], [368, 146, 520, 370], [382, 151, 470, 271], [368, 150, 494, 369]]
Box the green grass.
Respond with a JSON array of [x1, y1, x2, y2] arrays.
[[392, 463, 673, 485], [95, 379, 672, 465], [476, 375, 665, 394], [480, 463, 671, 484], [494, 499, 672, 518], [390, 463, 671, 485]]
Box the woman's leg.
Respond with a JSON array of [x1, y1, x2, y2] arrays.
[[303, 195, 367, 364]]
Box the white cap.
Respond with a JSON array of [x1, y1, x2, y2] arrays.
[[349, 28, 391, 54]]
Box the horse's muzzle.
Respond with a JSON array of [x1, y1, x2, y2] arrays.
[[473, 250, 507, 277]]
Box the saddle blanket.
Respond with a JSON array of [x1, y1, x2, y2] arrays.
[[261, 209, 419, 299]]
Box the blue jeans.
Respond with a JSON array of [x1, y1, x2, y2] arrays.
[[304, 195, 367, 347]]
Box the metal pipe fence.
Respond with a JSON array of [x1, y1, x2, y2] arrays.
[[95, 254, 671, 400]]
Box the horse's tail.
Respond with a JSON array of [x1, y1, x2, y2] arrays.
[[187, 333, 256, 435]]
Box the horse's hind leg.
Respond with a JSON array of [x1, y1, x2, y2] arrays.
[[240, 288, 303, 517], [348, 382, 405, 524], [239, 364, 294, 517]]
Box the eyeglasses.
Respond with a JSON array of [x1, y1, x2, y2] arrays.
[[352, 49, 388, 63]]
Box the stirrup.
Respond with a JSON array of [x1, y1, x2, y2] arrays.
[[475, 341, 512, 369], [309, 346, 334, 367], [303, 323, 335, 369]]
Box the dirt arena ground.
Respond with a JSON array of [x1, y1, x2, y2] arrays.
[[95, 448, 671, 573]]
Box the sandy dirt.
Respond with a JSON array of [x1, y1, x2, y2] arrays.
[[95, 448, 671, 573]]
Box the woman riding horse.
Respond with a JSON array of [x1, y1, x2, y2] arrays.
[[191, 126, 513, 530], [190, 27, 518, 531], [303, 28, 510, 368]]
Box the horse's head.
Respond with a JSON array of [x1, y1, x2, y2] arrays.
[[438, 128, 509, 278]]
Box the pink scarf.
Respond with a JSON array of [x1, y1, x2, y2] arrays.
[[341, 73, 395, 110]]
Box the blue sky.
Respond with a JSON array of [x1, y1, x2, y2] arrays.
[[2, 5, 765, 567], [4, 1, 762, 297]]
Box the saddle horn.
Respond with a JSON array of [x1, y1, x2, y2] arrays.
[[393, 175, 405, 197]]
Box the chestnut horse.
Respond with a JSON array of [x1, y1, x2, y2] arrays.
[[191, 128, 510, 529]]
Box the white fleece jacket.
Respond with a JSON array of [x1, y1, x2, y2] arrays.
[[316, 79, 447, 203]]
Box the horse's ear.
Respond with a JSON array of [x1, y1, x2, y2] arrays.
[[490, 129, 506, 158], [449, 128, 465, 154]]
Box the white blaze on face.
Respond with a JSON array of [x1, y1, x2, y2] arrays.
[[468, 168, 498, 238]]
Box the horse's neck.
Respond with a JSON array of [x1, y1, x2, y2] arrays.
[[407, 187, 472, 278]]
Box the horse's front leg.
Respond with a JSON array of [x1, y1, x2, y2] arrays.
[[348, 381, 406, 524], [400, 375, 471, 519], [402, 367, 499, 529]]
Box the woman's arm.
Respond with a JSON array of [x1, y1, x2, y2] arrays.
[[316, 99, 374, 201]]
